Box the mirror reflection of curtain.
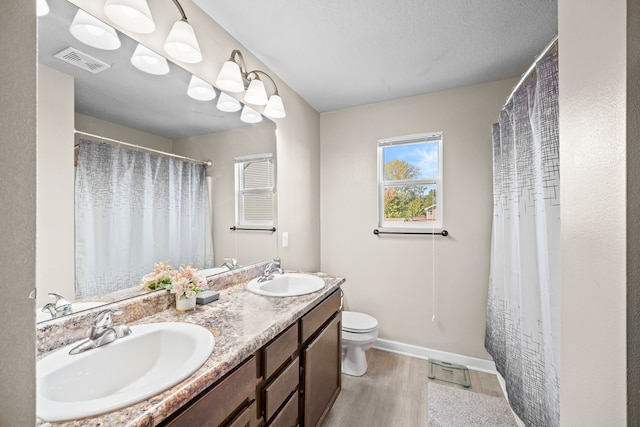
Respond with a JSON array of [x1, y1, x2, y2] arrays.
[[75, 140, 213, 298], [485, 46, 559, 426]]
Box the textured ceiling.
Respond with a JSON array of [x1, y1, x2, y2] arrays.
[[193, 0, 558, 112]]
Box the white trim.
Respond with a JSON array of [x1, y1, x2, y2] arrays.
[[378, 131, 442, 146], [373, 338, 497, 374], [234, 152, 273, 163]]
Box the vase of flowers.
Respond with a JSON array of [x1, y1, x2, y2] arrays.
[[141, 263, 208, 312], [169, 265, 207, 312]]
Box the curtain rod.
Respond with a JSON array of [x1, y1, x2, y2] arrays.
[[505, 34, 558, 105], [74, 130, 212, 168]]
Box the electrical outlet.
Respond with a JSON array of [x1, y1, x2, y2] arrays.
[[282, 231, 289, 247]]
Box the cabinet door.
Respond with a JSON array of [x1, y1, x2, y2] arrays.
[[164, 355, 259, 427], [302, 313, 341, 427]]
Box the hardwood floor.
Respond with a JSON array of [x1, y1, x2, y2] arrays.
[[323, 348, 505, 427]]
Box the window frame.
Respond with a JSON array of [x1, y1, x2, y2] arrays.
[[234, 153, 275, 227], [377, 132, 443, 230]]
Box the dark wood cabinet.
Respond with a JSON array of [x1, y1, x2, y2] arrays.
[[268, 392, 299, 427], [163, 355, 260, 427], [161, 289, 342, 427], [301, 313, 341, 427]]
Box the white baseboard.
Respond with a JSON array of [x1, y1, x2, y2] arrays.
[[373, 338, 497, 374]]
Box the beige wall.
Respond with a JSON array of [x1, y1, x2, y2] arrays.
[[559, 0, 628, 424], [627, 0, 640, 422], [70, 0, 322, 273], [36, 65, 75, 308], [174, 123, 278, 266], [320, 79, 516, 359], [0, 1, 36, 424], [75, 114, 173, 152]]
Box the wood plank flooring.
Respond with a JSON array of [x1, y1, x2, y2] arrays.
[[323, 348, 506, 427]]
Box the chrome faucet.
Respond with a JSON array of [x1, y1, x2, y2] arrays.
[[220, 257, 240, 270], [258, 258, 284, 283], [42, 293, 72, 319], [69, 308, 132, 355]]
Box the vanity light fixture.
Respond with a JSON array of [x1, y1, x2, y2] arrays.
[[104, 0, 202, 63], [37, 0, 50, 16], [215, 50, 286, 119], [240, 105, 262, 124], [69, 9, 121, 50], [130, 43, 170, 75], [104, 0, 155, 34], [187, 75, 217, 101], [216, 92, 241, 113]]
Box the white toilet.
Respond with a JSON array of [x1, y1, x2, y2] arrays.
[[341, 311, 379, 376]]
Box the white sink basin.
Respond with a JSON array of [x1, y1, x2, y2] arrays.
[[37, 322, 214, 422], [247, 273, 325, 297], [36, 301, 107, 323]]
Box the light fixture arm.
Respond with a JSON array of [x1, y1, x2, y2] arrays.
[[170, 0, 188, 21], [229, 50, 249, 75], [247, 70, 280, 95]]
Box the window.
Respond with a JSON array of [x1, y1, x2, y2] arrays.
[[235, 153, 275, 226], [377, 132, 443, 229]]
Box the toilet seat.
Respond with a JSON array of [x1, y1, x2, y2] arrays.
[[342, 311, 378, 333]]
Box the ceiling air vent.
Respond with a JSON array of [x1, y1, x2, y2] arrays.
[[54, 47, 111, 74]]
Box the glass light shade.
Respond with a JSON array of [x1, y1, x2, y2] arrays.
[[164, 20, 202, 64], [69, 10, 121, 50], [216, 92, 241, 113], [263, 94, 286, 119], [187, 75, 216, 101], [37, 0, 50, 16], [240, 105, 262, 124], [215, 60, 244, 93], [130, 43, 169, 75], [104, 0, 155, 34], [244, 78, 269, 106]]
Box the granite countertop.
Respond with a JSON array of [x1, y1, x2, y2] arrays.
[[37, 272, 345, 427]]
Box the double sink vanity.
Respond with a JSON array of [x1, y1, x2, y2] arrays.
[[36, 261, 345, 426]]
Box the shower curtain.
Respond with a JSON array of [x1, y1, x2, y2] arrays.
[[75, 140, 214, 298], [485, 46, 560, 426]]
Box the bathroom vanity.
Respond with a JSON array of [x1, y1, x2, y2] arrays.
[[35, 264, 344, 427], [163, 290, 342, 427]]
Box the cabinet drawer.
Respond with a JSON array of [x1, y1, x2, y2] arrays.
[[267, 391, 298, 427], [263, 357, 299, 421], [300, 290, 341, 344], [263, 323, 298, 380], [166, 355, 258, 427], [227, 400, 259, 427]]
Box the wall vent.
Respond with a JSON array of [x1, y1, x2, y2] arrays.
[[54, 47, 111, 74]]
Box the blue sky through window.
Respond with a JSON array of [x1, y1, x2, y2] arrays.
[[383, 141, 439, 179]]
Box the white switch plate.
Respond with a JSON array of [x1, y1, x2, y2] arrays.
[[282, 231, 289, 247]]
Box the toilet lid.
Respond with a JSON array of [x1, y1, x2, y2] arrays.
[[342, 311, 378, 333]]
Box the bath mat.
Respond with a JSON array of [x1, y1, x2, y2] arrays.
[[428, 359, 471, 387], [428, 382, 518, 427]]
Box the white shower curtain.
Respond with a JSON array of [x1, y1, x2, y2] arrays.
[[75, 140, 214, 298], [485, 46, 560, 426]]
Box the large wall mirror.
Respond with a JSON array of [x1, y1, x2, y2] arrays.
[[36, 0, 277, 322]]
